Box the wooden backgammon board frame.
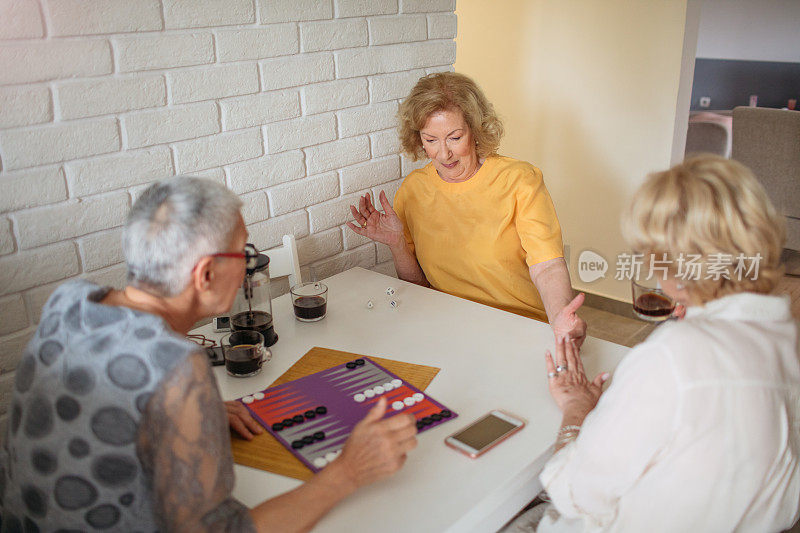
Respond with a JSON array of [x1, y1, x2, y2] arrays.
[[230, 346, 442, 480]]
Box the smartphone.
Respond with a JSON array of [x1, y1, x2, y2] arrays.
[[213, 316, 231, 332], [445, 410, 525, 458], [205, 346, 225, 366]]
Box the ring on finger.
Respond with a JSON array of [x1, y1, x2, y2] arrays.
[[556, 365, 566, 373], [547, 371, 557, 379]]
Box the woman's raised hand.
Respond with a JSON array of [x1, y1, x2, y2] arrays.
[[346, 191, 405, 248], [545, 337, 609, 420]]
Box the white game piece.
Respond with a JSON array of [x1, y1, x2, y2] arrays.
[[403, 396, 415, 406], [242, 396, 254, 404], [354, 393, 366, 403], [388, 299, 399, 308], [364, 389, 375, 398], [412, 392, 424, 402], [383, 382, 394, 392], [332, 450, 341, 459], [325, 452, 338, 462], [391, 378, 402, 388], [386, 287, 396, 296], [373, 385, 385, 395], [366, 300, 374, 309], [253, 392, 265, 400], [313, 457, 328, 468], [392, 401, 405, 411]]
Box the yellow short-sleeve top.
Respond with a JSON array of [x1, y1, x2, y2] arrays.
[[393, 155, 564, 321]]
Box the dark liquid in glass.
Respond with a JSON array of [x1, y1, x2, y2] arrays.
[[633, 292, 674, 318], [231, 311, 273, 339], [225, 344, 261, 376], [293, 296, 327, 321]]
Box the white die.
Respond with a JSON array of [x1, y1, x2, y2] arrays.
[[385, 287, 396, 296], [366, 300, 374, 309], [388, 299, 399, 309]]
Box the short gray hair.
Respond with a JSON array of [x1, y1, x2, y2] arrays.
[[123, 176, 243, 297]]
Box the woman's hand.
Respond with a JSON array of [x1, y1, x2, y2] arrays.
[[225, 400, 264, 440], [335, 397, 418, 489], [551, 293, 588, 348], [545, 337, 609, 422], [346, 191, 405, 248]]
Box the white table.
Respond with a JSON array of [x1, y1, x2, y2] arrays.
[[194, 267, 630, 533]]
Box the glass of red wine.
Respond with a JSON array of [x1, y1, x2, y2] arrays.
[[290, 282, 328, 322], [631, 279, 675, 322]]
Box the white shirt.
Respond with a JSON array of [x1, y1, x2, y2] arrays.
[[539, 292, 800, 532]]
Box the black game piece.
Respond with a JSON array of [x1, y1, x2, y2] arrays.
[[271, 422, 284, 432], [440, 409, 452, 418], [313, 431, 325, 441], [293, 414, 305, 424], [304, 410, 316, 419], [354, 359, 365, 366], [431, 413, 442, 422], [345, 362, 357, 369], [416, 420, 425, 430], [291, 440, 303, 449], [315, 406, 327, 415], [282, 418, 294, 427], [302, 435, 315, 445], [421, 416, 432, 425]]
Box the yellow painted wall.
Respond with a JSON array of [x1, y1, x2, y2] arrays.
[[455, 1, 689, 301]]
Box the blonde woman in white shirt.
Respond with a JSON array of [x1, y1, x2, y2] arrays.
[[509, 155, 800, 532]]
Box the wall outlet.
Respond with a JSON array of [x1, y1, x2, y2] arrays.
[[699, 96, 711, 108]]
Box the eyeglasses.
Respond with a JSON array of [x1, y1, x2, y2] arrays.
[[211, 243, 259, 270]]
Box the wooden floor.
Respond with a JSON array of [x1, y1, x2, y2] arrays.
[[581, 274, 800, 348]]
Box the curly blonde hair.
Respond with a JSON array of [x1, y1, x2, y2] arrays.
[[397, 72, 504, 161], [622, 155, 785, 305]]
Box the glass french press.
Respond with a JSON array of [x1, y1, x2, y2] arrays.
[[228, 243, 279, 347]]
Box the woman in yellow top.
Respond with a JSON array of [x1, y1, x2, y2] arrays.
[[348, 72, 586, 344]]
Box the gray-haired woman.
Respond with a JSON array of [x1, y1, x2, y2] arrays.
[[1, 177, 417, 532]]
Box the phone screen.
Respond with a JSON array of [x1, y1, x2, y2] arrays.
[[451, 414, 518, 451]]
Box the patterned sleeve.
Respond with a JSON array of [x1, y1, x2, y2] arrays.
[[137, 352, 256, 533]]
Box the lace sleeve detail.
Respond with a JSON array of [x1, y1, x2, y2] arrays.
[[137, 352, 256, 533]]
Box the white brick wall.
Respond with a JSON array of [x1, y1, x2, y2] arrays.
[[305, 136, 370, 174], [0, 0, 45, 40], [0, 86, 52, 128], [77, 228, 124, 272], [57, 75, 167, 120], [0, 217, 14, 255], [265, 113, 336, 153], [369, 15, 427, 45], [260, 52, 335, 91], [226, 151, 305, 193], [300, 19, 367, 52], [0, 118, 121, 170], [268, 171, 339, 216], [217, 25, 298, 62], [302, 78, 368, 115], [48, 0, 163, 36], [0, 0, 455, 420], [14, 192, 129, 249], [123, 102, 220, 148], [221, 90, 301, 130], [338, 101, 399, 137]]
